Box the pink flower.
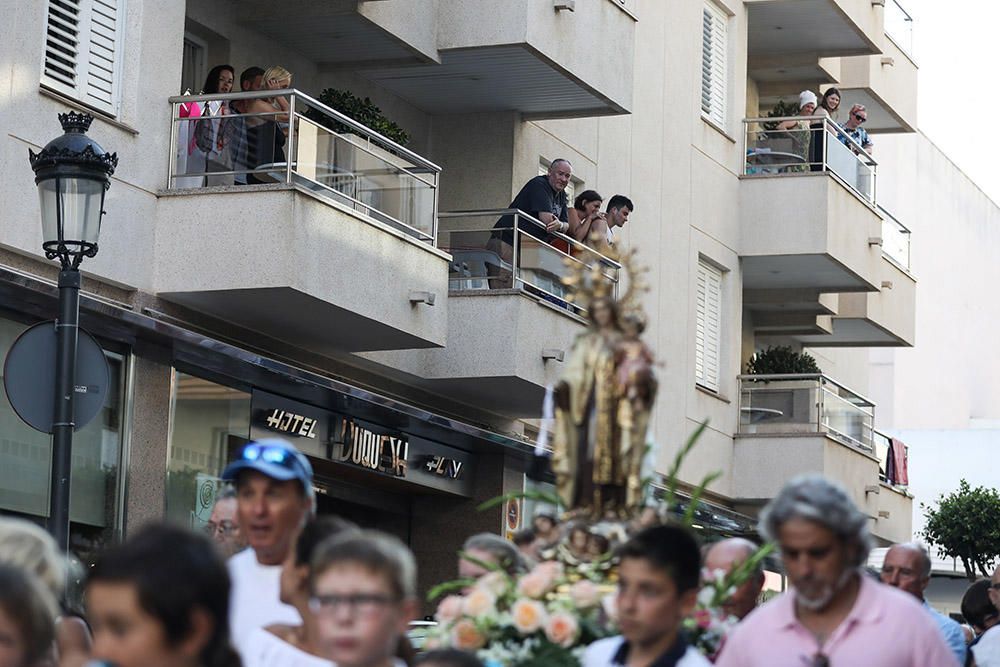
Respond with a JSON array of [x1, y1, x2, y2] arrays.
[[517, 571, 553, 599], [435, 595, 464, 623], [544, 612, 580, 648], [511, 598, 548, 635], [463, 587, 496, 617], [694, 608, 713, 630], [569, 579, 600, 609], [534, 560, 565, 579], [450, 618, 486, 651]]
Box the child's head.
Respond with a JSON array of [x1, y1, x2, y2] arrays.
[[86, 524, 237, 667], [280, 516, 357, 606], [310, 531, 418, 667], [0, 563, 57, 667], [415, 648, 485, 667], [615, 525, 701, 650]]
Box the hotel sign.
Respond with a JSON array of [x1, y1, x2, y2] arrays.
[[249, 389, 474, 496]]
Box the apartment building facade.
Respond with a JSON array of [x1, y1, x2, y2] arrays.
[[0, 0, 917, 593]]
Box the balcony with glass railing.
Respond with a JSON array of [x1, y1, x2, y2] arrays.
[[743, 116, 877, 205], [879, 206, 911, 271], [884, 0, 914, 57], [155, 89, 449, 353], [733, 373, 887, 514], [438, 209, 620, 317], [358, 212, 622, 416], [738, 374, 875, 452], [167, 89, 440, 244]]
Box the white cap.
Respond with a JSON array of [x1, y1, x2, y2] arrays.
[[799, 90, 818, 110]]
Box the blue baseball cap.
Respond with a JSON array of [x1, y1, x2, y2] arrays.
[[222, 439, 314, 496]]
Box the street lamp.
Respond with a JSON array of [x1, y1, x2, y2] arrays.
[[28, 112, 117, 551]]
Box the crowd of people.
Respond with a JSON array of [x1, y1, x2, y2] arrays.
[[2, 437, 999, 667], [176, 64, 293, 187]]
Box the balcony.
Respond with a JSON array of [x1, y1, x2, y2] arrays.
[[740, 116, 883, 296], [360, 0, 636, 118], [871, 429, 913, 544], [746, 0, 883, 85], [358, 210, 620, 416], [836, 1, 918, 134], [155, 89, 448, 353], [797, 210, 915, 347], [733, 374, 887, 515]]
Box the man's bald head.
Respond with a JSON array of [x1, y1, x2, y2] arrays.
[[703, 538, 765, 620], [880, 543, 931, 600]]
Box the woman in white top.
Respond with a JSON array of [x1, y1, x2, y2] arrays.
[[241, 516, 356, 667]]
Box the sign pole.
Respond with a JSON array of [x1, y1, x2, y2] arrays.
[[50, 268, 81, 552]]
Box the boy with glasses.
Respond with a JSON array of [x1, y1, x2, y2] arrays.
[[310, 530, 418, 667], [222, 438, 315, 655]]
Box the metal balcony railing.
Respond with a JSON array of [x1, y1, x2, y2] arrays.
[[884, 0, 914, 57], [878, 206, 912, 270], [437, 209, 621, 317], [738, 373, 875, 453], [167, 89, 441, 245], [743, 116, 878, 205]]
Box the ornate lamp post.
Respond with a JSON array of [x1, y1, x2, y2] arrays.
[[28, 112, 117, 551]]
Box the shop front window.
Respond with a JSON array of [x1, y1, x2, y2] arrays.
[[0, 317, 126, 569], [166, 372, 250, 530]]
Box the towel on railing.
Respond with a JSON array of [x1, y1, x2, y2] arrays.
[[886, 438, 909, 486]]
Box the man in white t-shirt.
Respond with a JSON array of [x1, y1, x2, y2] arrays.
[[222, 438, 314, 655]]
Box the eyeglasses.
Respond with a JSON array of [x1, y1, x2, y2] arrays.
[[990, 582, 1000, 590], [854, 113, 867, 123], [309, 593, 398, 618], [204, 520, 238, 537]]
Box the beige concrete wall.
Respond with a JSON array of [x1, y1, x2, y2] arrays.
[[838, 257, 916, 346], [124, 358, 173, 534], [839, 37, 918, 132], [873, 483, 913, 545], [359, 0, 439, 63], [154, 187, 449, 348]]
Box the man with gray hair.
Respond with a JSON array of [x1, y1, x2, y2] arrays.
[[880, 542, 967, 665], [715, 475, 957, 666], [703, 538, 766, 620], [458, 532, 525, 582]]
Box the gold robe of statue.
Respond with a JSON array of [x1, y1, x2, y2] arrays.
[[552, 327, 622, 516]]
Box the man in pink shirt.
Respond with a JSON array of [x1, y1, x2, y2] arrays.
[[715, 475, 958, 667]]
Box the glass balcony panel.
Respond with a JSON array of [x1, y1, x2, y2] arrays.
[[884, 0, 914, 56], [168, 90, 440, 245]]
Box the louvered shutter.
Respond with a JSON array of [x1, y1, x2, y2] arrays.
[[42, 0, 125, 116], [695, 259, 723, 392], [701, 2, 728, 127]]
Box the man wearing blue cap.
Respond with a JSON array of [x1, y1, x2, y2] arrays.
[[221, 438, 315, 654]]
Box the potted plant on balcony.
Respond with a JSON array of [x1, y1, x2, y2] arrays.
[[745, 345, 821, 377], [307, 88, 410, 145]]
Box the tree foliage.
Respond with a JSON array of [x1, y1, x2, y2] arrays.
[[921, 479, 1000, 581]]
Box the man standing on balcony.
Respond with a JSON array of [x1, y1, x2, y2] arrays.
[[228, 66, 264, 185], [715, 475, 957, 667], [487, 159, 572, 287], [880, 543, 967, 665]]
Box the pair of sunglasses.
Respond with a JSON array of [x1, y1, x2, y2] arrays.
[[854, 113, 866, 123], [240, 443, 296, 467]]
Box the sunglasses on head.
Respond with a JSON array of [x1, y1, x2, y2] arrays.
[[240, 443, 296, 468]]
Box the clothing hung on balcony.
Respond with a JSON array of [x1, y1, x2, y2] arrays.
[[246, 121, 287, 185], [885, 437, 909, 486]]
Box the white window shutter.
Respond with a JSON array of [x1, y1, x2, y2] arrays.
[[42, 0, 125, 116], [701, 2, 728, 127], [695, 259, 723, 392]]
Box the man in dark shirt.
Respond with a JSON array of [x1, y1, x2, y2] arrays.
[[487, 159, 572, 287]]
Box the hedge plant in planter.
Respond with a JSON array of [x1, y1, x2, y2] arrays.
[[761, 99, 801, 131], [307, 88, 410, 146], [745, 345, 821, 375]]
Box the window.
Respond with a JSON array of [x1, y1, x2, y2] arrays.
[[42, 0, 126, 116], [695, 259, 723, 392], [180, 34, 207, 95], [701, 1, 728, 127]]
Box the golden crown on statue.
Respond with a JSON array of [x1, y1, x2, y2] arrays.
[[562, 234, 651, 323]]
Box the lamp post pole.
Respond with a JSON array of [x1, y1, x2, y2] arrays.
[[50, 268, 82, 550], [28, 111, 117, 552]]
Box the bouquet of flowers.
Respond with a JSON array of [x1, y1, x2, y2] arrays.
[[426, 559, 617, 667]]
